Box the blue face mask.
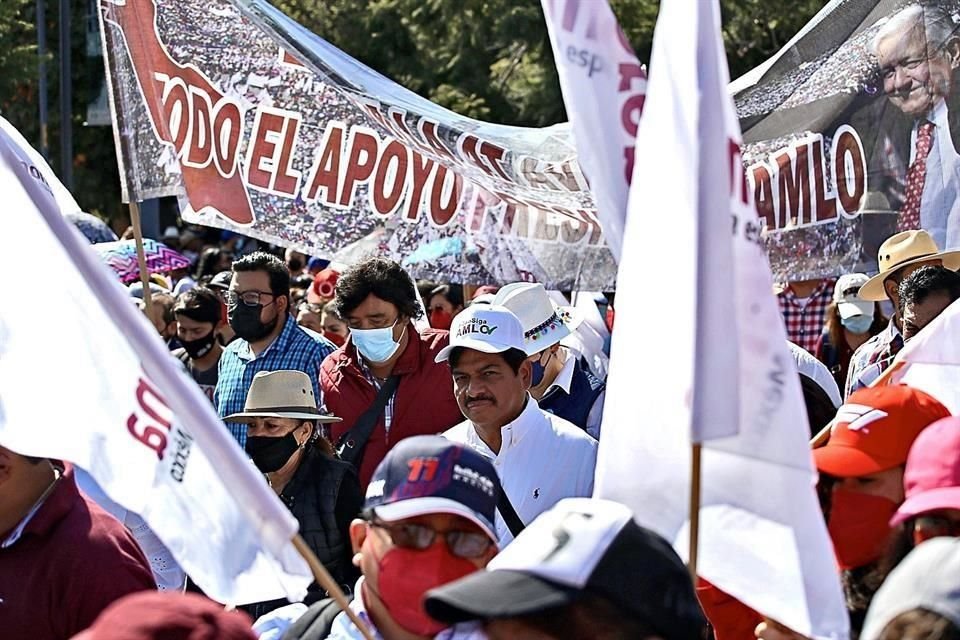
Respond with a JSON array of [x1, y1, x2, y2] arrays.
[[352, 320, 405, 363], [530, 350, 553, 387], [841, 314, 873, 334]]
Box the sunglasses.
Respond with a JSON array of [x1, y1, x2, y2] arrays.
[[368, 517, 493, 559], [913, 514, 960, 544]]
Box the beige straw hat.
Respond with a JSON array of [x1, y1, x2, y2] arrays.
[[858, 230, 960, 301], [223, 370, 340, 423]]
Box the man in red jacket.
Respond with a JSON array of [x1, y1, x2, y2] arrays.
[[321, 258, 463, 487]]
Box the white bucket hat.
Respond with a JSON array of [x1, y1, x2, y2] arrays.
[[223, 370, 340, 423], [493, 283, 582, 355]]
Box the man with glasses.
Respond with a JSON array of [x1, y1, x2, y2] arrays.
[[322, 258, 463, 488], [280, 436, 498, 639], [872, 4, 960, 245], [215, 252, 335, 446]]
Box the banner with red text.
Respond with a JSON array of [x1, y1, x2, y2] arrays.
[[734, 0, 960, 282], [97, 0, 617, 289]]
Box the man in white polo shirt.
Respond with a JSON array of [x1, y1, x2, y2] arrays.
[[436, 305, 597, 545]]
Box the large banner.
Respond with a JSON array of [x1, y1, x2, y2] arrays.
[[735, 0, 960, 282], [97, 0, 617, 289]]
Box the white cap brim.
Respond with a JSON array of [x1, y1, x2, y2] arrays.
[[436, 338, 518, 363], [837, 300, 873, 319]]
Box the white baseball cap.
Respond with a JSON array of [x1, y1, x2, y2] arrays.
[[435, 305, 526, 363], [834, 273, 874, 319]]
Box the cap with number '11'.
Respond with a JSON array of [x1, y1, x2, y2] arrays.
[[363, 435, 500, 543], [813, 385, 950, 478], [424, 498, 706, 640]]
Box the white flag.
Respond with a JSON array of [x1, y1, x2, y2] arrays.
[[0, 125, 312, 605], [593, 0, 849, 636], [886, 298, 960, 413], [0, 116, 81, 216], [541, 0, 646, 262]]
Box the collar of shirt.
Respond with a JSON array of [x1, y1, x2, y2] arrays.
[[466, 395, 544, 457], [543, 348, 575, 396], [236, 313, 294, 362], [782, 280, 831, 307], [882, 317, 902, 343], [2, 464, 68, 548]]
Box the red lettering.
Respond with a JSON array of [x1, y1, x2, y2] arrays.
[[404, 151, 435, 221], [418, 119, 456, 162], [127, 415, 168, 460], [620, 94, 645, 138], [339, 128, 379, 206], [185, 86, 213, 168], [304, 123, 344, 203], [810, 138, 837, 222], [428, 166, 462, 226], [751, 164, 776, 230], [833, 127, 866, 216], [212, 102, 242, 176], [372, 140, 409, 216], [160, 79, 190, 153], [127, 377, 172, 460], [478, 142, 511, 180], [728, 140, 749, 205], [775, 144, 810, 226], [617, 63, 645, 92], [458, 134, 499, 178], [245, 108, 302, 197], [136, 378, 171, 429]]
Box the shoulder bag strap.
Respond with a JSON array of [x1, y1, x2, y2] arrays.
[[335, 375, 399, 466], [497, 489, 526, 537]]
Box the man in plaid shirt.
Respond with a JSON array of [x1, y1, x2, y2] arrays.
[[776, 278, 836, 354], [215, 252, 335, 446]]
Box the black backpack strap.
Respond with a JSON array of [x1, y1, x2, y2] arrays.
[[497, 489, 526, 538], [281, 596, 351, 640], [335, 375, 399, 466]]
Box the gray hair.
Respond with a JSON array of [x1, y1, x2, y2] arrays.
[[872, 4, 959, 56]]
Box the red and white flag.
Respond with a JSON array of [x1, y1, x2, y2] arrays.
[[0, 123, 311, 605], [592, 0, 849, 636], [540, 0, 646, 262]]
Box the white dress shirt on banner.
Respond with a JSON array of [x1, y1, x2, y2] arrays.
[[913, 99, 960, 249], [444, 396, 598, 546]]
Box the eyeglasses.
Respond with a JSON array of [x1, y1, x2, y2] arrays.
[[368, 517, 493, 559], [914, 514, 960, 541], [226, 289, 276, 307]]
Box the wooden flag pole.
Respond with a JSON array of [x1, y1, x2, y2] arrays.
[[129, 201, 154, 315], [292, 535, 375, 640], [688, 442, 702, 583]]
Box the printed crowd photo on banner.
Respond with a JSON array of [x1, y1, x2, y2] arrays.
[[98, 0, 617, 289], [735, 0, 960, 282]]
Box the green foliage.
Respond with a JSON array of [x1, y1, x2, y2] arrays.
[[0, 0, 825, 223]]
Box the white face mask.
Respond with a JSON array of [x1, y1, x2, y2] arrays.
[[352, 319, 406, 363]]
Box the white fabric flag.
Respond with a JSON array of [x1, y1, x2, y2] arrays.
[[0, 125, 312, 605], [593, 0, 849, 636], [541, 0, 646, 262], [0, 116, 81, 216], [885, 298, 960, 413]]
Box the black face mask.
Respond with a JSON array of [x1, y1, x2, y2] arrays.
[[180, 332, 216, 360], [228, 303, 279, 342], [246, 433, 301, 473]]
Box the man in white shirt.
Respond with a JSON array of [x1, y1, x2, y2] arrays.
[[436, 305, 598, 545], [873, 4, 960, 247], [494, 283, 606, 438]]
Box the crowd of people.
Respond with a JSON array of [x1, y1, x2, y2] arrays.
[[5, 218, 960, 640]]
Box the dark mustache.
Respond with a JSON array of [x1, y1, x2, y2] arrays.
[[466, 395, 495, 403]]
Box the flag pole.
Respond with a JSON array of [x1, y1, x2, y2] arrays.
[[688, 442, 702, 582], [291, 535, 375, 640], [129, 200, 154, 314]]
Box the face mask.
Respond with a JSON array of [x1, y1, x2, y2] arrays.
[[228, 302, 278, 342], [430, 309, 453, 331], [376, 542, 477, 636], [530, 351, 553, 387], [841, 314, 873, 334], [352, 320, 405, 364], [324, 331, 346, 347], [245, 433, 300, 473], [180, 332, 216, 359], [827, 488, 898, 570]]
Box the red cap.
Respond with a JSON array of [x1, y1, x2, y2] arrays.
[[74, 592, 255, 640], [307, 268, 339, 304], [813, 385, 949, 478], [892, 417, 960, 525]]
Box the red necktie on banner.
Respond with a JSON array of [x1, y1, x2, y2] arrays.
[[898, 120, 935, 231]]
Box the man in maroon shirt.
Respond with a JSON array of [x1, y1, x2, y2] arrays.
[[0, 445, 156, 638], [322, 259, 463, 487]]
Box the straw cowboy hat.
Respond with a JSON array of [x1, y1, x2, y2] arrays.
[[493, 283, 582, 354], [224, 370, 340, 423], [858, 230, 960, 301]]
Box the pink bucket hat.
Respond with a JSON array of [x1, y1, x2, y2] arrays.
[[892, 417, 960, 526]]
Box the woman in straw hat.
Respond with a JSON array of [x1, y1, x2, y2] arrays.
[[225, 370, 362, 619]]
